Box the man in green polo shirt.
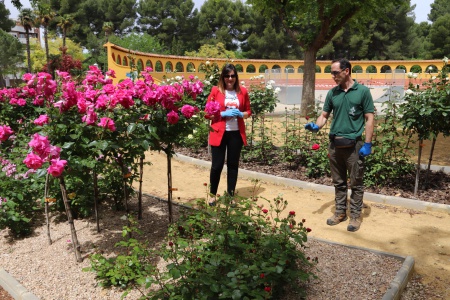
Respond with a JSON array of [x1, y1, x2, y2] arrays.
[[305, 58, 374, 232]]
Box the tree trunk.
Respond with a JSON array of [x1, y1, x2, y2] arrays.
[[300, 48, 318, 117], [44, 26, 50, 72], [414, 141, 423, 198], [25, 29, 31, 73], [59, 176, 83, 262], [423, 137, 437, 189], [166, 150, 174, 223], [138, 156, 144, 220]]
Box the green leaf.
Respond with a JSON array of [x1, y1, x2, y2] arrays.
[[62, 142, 74, 149], [169, 268, 181, 279], [127, 123, 137, 134]]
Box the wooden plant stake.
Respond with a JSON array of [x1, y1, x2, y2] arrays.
[[44, 173, 52, 245], [93, 170, 100, 233], [59, 176, 83, 262]]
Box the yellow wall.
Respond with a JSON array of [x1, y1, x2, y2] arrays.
[[105, 42, 443, 84]]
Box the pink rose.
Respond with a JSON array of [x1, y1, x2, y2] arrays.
[[312, 143, 320, 150], [47, 158, 67, 177], [28, 133, 51, 158], [167, 110, 179, 125], [23, 153, 44, 170], [82, 108, 97, 126], [205, 101, 220, 117], [33, 115, 50, 126], [181, 105, 196, 119], [0, 125, 14, 142], [98, 117, 116, 131]]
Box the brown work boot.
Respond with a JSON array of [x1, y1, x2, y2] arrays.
[[326, 213, 348, 226], [347, 217, 362, 232]]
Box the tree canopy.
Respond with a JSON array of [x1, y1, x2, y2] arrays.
[[0, 29, 24, 87]]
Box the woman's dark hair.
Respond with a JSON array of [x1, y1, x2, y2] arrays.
[[218, 63, 241, 94], [332, 58, 352, 75]]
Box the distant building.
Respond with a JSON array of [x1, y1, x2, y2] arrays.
[[3, 20, 40, 87]]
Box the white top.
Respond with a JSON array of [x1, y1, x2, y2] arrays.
[[224, 90, 239, 131]]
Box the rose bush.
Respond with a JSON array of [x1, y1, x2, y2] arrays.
[[0, 66, 205, 236]]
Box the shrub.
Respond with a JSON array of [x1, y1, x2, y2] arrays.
[[87, 190, 316, 299]]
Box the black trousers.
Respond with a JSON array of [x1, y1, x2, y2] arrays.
[[210, 131, 243, 196]]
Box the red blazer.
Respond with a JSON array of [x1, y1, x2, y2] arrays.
[[204, 86, 252, 146]]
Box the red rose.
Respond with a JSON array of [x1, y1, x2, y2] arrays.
[[264, 287, 271, 292], [262, 209, 268, 214], [289, 211, 295, 216], [168, 241, 174, 247], [302, 218, 306, 223], [305, 116, 310, 120], [306, 228, 312, 232], [312, 143, 320, 150], [260, 273, 265, 279]]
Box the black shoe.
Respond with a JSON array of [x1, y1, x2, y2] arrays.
[[209, 201, 216, 207]]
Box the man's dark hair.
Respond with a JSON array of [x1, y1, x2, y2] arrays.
[[332, 58, 352, 75]]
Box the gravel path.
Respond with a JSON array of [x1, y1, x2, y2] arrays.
[[0, 195, 429, 300]]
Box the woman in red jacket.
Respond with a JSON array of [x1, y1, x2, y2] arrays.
[[204, 64, 252, 205]]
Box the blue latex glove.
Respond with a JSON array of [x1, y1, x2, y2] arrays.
[[359, 142, 372, 157], [220, 109, 235, 118], [305, 122, 319, 133], [231, 109, 244, 118]]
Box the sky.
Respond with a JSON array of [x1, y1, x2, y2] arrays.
[[5, 0, 433, 23]]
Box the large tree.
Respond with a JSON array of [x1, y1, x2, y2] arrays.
[[0, 29, 24, 87], [138, 0, 199, 55], [248, 0, 404, 116], [428, 14, 450, 58], [428, 0, 450, 23], [0, 1, 15, 31], [196, 0, 249, 52], [241, 6, 302, 59]]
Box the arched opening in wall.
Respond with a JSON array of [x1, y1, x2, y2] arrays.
[[315, 65, 321, 73], [165, 61, 173, 72], [198, 63, 206, 73], [381, 65, 392, 73], [297, 65, 304, 73], [366, 65, 377, 73], [175, 62, 184, 72], [146, 60, 153, 70], [395, 65, 406, 72], [122, 56, 128, 66], [155, 61, 163, 72], [410, 65, 422, 73], [246, 64, 256, 73], [425, 64, 438, 73], [324, 65, 331, 73], [137, 59, 144, 71], [117, 55, 121, 64], [235, 64, 243, 72], [272, 64, 281, 70], [259, 64, 268, 73], [352, 65, 363, 73], [111, 53, 116, 63], [187, 62, 195, 72], [285, 64, 295, 73]]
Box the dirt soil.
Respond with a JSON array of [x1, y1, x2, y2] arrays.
[[138, 150, 450, 299]]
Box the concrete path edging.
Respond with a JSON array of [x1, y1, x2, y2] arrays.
[[174, 153, 450, 214], [0, 268, 39, 300]]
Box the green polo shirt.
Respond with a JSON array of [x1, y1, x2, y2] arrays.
[[323, 80, 374, 140]]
